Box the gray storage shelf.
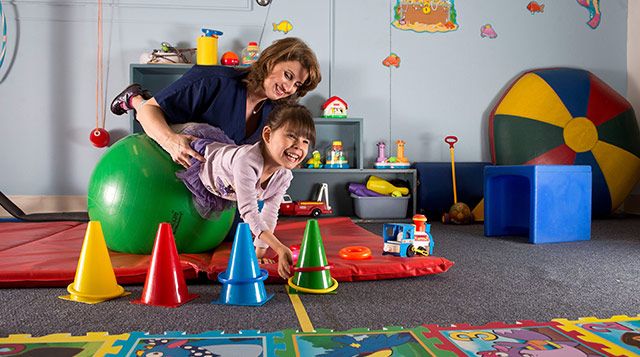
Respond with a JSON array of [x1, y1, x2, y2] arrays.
[[287, 168, 417, 222], [312, 118, 363, 169]]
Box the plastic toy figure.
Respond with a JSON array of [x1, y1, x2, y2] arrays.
[[395, 140, 409, 164], [306, 150, 323, 169], [376, 141, 387, 163], [325, 141, 349, 169], [374, 140, 410, 169]]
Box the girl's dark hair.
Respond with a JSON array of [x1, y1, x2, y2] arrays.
[[265, 104, 316, 147], [244, 37, 321, 102]]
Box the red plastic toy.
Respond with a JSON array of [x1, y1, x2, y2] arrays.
[[220, 51, 239, 66], [279, 183, 333, 217], [89, 128, 110, 148], [338, 246, 372, 260]]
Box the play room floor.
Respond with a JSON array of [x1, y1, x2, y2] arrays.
[[1, 217, 639, 356]]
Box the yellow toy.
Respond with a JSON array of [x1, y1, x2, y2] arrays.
[[196, 28, 223, 65], [306, 150, 323, 168], [395, 140, 409, 163], [366, 176, 409, 196]]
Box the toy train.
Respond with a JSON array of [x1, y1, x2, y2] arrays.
[[382, 215, 434, 257]]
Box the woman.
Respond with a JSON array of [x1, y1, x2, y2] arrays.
[[110, 37, 321, 169]]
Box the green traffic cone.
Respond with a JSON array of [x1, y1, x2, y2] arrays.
[[289, 219, 337, 293]]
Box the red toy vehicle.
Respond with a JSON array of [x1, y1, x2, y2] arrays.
[[279, 183, 333, 217]]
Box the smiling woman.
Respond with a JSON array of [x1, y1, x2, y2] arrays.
[[109, 37, 321, 169]]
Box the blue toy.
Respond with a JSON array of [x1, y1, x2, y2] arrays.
[[382, 222, 433, 257]]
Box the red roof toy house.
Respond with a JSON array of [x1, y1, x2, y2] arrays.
[[321, 96, 348, 118]]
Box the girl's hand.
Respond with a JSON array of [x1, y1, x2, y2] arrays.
[[255, 247, 276, 264], [162, 133, 205, 168], [275, 246, 293, 279]]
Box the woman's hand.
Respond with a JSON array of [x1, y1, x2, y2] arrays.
[[136, 99, 205, 168], [161, 133, 205, 169]]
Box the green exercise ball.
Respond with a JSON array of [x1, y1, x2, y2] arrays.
[[87, 134, 235, 254]]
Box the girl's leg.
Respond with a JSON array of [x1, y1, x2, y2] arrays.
[[130, 95, 147, 111]]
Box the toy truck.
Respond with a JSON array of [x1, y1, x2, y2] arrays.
[[279, 183, 333, 217], [382, 222, 433, 257]]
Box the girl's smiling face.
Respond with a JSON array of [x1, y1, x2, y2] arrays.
[[262, 124, 310, 170], [262, 61, 309, 100]]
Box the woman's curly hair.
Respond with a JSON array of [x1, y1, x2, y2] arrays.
[[243, 37, 321, 103]]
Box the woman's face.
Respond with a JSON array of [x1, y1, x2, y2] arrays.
[[262, 61, 309, 100]]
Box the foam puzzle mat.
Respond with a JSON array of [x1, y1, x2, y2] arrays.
[[1, 315, 638, 356]]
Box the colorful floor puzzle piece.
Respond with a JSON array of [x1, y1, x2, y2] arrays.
[[0, 332, 128, 356], [421, 320, 613, 356], [107, 330, 285, 357], [554, 315, 640, 356], [275, 326, 435, 356]]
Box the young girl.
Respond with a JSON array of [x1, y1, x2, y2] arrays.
[[176, 104, 315, 279]]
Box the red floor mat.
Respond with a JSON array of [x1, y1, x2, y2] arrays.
[[0, 217, 453, 287], [0, 221, 211, 287], [209, 217, 454, 283]]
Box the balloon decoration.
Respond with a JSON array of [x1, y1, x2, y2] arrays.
[[490, 68, 640, 216]]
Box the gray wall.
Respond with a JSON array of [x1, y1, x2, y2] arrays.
[[0, 0, 628, 195]]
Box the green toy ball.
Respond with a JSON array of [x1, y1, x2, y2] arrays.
[[87, 134, 235, 254], [442, 202, 473, 225]]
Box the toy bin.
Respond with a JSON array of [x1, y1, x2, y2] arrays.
[[351, 194, 410, 219]]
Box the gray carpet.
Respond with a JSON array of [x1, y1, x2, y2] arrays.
[[1, 216, 639, 337]]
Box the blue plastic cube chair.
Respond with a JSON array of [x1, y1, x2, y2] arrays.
[[484, 165, 592, 244]]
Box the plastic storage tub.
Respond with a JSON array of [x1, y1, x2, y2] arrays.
[[351, 194, 410, 219]]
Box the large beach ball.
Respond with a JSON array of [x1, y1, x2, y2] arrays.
[[88, 134, 235, 254], [490, 68, 640, 216]]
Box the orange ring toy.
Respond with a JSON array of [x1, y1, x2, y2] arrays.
[[338, 246, 372, 260]]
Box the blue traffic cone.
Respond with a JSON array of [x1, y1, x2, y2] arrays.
[[213, 223, 273, 306]]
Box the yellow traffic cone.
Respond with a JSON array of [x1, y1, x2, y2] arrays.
[[59, 221, 129, 304]]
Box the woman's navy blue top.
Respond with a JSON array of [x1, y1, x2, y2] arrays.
[[154, 65, 273, 145]]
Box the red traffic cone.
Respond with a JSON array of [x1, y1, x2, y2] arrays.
[[288, 219, 338, 294], [132, 223, 198, 307]]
